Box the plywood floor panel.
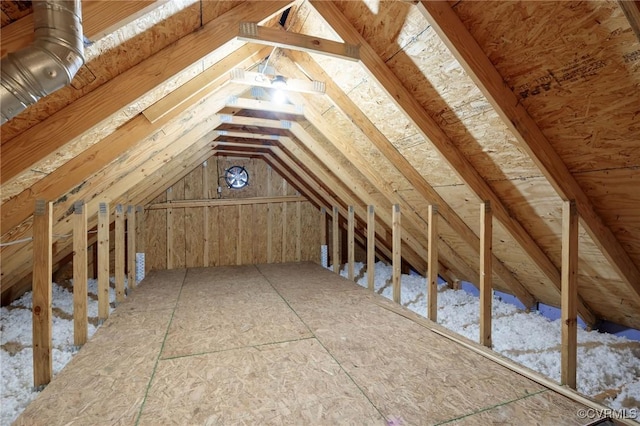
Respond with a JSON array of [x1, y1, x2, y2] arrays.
[[139, 339, 385, 425], [16, 263, 594, 425]]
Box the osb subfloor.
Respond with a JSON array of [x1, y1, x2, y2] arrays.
[[16, 262, 591, 425]]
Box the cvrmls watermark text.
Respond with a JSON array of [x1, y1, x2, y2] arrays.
[[576, 407, 638, 420]]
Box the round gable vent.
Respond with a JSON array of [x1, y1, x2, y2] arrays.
[[224, 165, 249, 189]]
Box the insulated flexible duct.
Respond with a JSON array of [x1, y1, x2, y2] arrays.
[[1, 0, 84, 124]]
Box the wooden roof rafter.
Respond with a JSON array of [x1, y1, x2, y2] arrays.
[[228, 95, 483, 288], [309, 0, 597, 326], [218, 105, 475, 283], [415, 1, 640, 307], [278, 50, 536, 308], [618, 0, 640, 41], [265, 153, 411, 275], [213, 112, 430, 276], [265, 144, 432, 276], [258, 150, 400, 270], [237, 22, 360, 62], [0, 121, 221, 293], [0, 42, 271, 235], [0, 0, 294, 185]]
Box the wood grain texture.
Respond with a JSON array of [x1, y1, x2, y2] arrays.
[[479, 202, 492, 348], [347, 205, 355, 281], [1, 1, 292, 184], [237, 24, 359, 61], [332, 206, 340, 273], [392, 204, 401, 304], [367, 205, 375, 292], [73, 201, 88, 346], [427, 204, 438, 322], [127, 206, 137, 290], [115, 205, 126, 303], [284, 50, 535, 309], [561, 201, 578, 390], [310, 1, 595, 325], [417, 0, 640, 307], [1, 1, 159, 56], [97, 202, 110, 321], [32, 200, 53, 388]]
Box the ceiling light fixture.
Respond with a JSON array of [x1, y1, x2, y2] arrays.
[[271, 75, 287, 89]]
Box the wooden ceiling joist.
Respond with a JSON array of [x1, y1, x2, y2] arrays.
[[218, 105, 467, 279], [279, 52, 535, 307], [1, 42, 268, 235], [148, 195, 306, 210], [618, 0, 640, 42], [416, 0, 640, 306], [136, 149, 220, 208], [141, 43, 270, 124], [223, 94, 506, 288], [214, 138, 275, 148], [229, 69, 326, 95], [264, 147, 427, 274], [260, 151, 399, 269], [0, 0, 293, 185], [226, 98, 305, 117], [0, 99, 228, 293], [213, 142, 272, 153], [0, 1, 164, 57], [309, 0, 596, 325], [237, 23, 360, 61]]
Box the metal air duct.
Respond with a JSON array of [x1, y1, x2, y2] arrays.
[[1, 0, 84, 125]]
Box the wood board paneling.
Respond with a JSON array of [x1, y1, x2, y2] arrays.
[[144, 157, 320, 269]]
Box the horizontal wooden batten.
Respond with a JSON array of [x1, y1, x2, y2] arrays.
[[310, 0, 595, 325], [142, 44, 270, 124], [147, 195, 306, 210], [237, 22, 360, 61], [0, 43, 267, 235], [1, 0, 293, 184], [230, 69, 326, 95]]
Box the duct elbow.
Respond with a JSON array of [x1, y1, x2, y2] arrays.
[[1, 0, 84, 125]]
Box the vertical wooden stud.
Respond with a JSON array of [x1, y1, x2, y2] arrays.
[[480, 201, 492, 348], [115, 205, 125, 303], [319, 207, 328, 267], [73, 201, 88, 347], [320, 207, 327, 246], [332, 206, 340, 273], [296, 200, 302, 261], [367, 205, 375, 291], [32, 199, 53, 388], [428, 204, 439, 322], [202, 161, 210, 266], [267, 166, 273, 263], [136, 206, 146, 275], [282, 186, 288, 262], [237, 204, 243, 265], [561, 200, 578, 389], [348, 205, 355, 281], [91, 241, 98, 279], [98, 202, 110, 321], [127, 206, 136, 290], [392, 204, 401, 304], [166, 187, 174, 269]]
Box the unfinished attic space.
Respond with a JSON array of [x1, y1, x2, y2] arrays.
[[1, 0, 640, 424]]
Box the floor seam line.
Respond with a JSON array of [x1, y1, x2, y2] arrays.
[[134, 268, 189, 425], [434, 388, 548, 425], [254, 264, 387, 422], [160, 335, 317, 361]]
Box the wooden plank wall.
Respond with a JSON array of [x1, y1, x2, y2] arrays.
[[144, 157, 320, 270]]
